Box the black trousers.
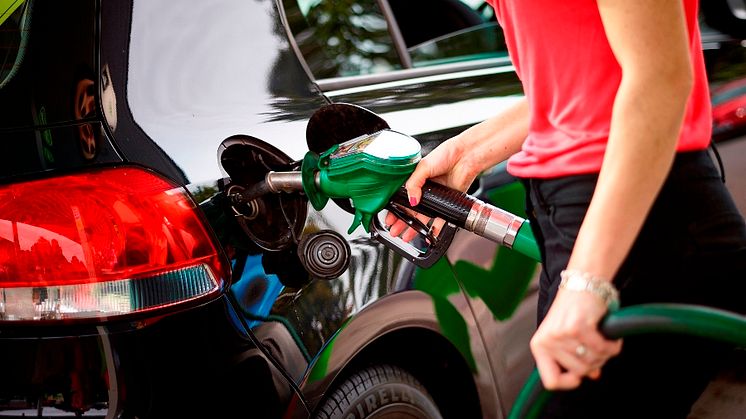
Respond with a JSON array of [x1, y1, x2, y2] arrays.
[[522, 149, 746, 419]]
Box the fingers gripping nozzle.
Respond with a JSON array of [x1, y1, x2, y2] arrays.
[[393, 181, 523, 248]]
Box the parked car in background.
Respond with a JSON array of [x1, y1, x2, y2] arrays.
[[712, 77, 746, 141], [0, 1, 743, 418]]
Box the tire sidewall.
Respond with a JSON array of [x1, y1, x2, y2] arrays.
[[315, 365, 444, 419], [340, 381, 440, 418]]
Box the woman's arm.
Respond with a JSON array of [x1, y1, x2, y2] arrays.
[[530, 0, 695, 390], [407, 97, 530, 196]]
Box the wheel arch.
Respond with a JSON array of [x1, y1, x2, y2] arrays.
[[332, 327, 482, 418], [300, 291, 483, 418]]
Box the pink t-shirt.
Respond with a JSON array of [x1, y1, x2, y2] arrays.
[[488, 0, 712, 178]]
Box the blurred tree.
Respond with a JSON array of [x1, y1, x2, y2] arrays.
[[289, 0, 401, 78]]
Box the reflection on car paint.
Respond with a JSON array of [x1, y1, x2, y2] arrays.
[[305, 318, 352, 384], [414, 258, 478, 371], [231, 254, 286, 329], [456, 182, 538, 321]]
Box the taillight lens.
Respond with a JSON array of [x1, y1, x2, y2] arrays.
[[0, 167, 227, 321]]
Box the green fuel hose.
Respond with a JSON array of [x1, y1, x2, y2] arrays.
[[508, 304, 746, 419]]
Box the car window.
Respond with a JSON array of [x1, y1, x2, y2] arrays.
[[283, 0, 508, 80], [388, 0, 508, 68], [282, 0, 402, 79], [407, 22, 507, 67]]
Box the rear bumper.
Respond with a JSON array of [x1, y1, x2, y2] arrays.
[[0, 295, 282, 418]]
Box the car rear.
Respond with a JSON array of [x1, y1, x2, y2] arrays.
[[0, 2, 256, 416]]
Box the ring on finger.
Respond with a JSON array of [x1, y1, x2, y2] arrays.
[[575, 344, 588, 358]]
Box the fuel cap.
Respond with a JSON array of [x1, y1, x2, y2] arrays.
[[297, 230, 351, 280]]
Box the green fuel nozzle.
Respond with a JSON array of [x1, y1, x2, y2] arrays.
[[237, 128, 540, 267], [302, 130, 421, 234], [296, 129, 541, 265]]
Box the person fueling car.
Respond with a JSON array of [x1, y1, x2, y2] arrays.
[[387, 1, 746, 417]]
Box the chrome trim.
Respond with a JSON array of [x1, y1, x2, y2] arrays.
[[319, 58, 514, 93]]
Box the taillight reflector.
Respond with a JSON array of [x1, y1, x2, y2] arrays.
[[0, 167, 227, 321]]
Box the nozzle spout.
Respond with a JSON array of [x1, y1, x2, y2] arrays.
[[265, 171, 304, 193]]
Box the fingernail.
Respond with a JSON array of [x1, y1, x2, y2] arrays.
[[409, 196, 418, 206]]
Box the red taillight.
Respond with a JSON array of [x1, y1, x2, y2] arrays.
[[0, 167, 227, 321]]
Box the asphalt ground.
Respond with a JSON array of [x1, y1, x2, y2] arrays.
[[689, 134, 746, 419]]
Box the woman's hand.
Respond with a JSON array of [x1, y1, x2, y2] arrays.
[[384, 136, 478, 241], [530, 289, 622, 389]]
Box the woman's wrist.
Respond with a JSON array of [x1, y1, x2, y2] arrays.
[[446, 134, 482, 187], [559, 269, 620, 310]]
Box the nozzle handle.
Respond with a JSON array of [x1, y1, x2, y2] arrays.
[[370, 214, 457, 269], [393, 181, 472, 225], [392, 181, 541, 262]]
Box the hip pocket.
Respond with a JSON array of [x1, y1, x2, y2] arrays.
[[547, 202, 589, 248]]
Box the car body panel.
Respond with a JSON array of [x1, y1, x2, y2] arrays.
[[106, 0, 328, 186]]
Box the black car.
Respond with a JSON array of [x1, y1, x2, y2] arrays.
[[0, 1, 744, 418]]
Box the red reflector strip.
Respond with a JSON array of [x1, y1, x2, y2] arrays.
[[0, 263, 219, 321]]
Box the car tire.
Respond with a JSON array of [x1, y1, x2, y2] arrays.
[[315, 364, 443, 419]]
